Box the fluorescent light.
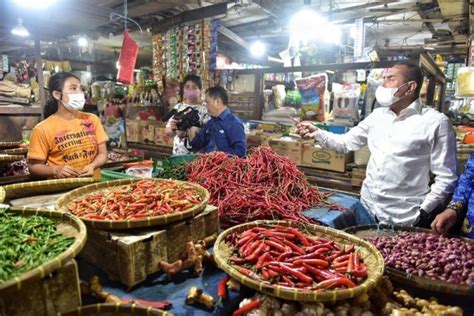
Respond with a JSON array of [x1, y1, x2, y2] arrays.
[[289, 7, 341, 45], [11, 18, 29, 37], [78, 37, 88, 47], [12, 0, 57, 9], [249, 41, 266, 57]]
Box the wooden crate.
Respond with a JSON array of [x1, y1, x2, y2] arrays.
[[0, 260, 81, 316], [79, 205, 219, 287]]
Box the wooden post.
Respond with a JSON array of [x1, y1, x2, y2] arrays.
[[34, 37, 46, 120]]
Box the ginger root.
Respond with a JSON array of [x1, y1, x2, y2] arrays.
[[160, 241, 205, 278], [185, 286, 215, 310]]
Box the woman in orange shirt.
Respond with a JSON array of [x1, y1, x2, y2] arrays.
[[28, 72, 108, 179]]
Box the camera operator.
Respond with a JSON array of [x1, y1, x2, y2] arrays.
[[188, 86, 246, 157], [165, 74, 209, 155]]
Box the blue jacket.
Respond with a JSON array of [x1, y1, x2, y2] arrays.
[[190, 108, 247, 157], [451, 153, 474, 238]]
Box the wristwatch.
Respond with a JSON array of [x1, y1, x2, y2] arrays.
[[447, 200, 466, 220]]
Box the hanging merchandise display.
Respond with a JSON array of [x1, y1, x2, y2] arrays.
[[456, 67, 474, 97], [117, 30, 139, 85], [296, 73, 328, 121], [152, 19, 219, 94]]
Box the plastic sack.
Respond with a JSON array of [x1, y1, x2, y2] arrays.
[[332, 83, 361, 126], [296, 73, 327, 121], [125, 166, 153, 178], [117, 31, 139, 84], [457, 67, 474, 97]]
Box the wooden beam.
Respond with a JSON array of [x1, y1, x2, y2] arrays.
[[151, 2, 227, 33], [34, 37, 46, 120], [218, 25, 248, 49]]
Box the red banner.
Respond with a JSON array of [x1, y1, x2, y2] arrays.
[[117, 30, 138, 84]]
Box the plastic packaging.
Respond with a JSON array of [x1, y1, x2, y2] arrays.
[[296, 74, 327, 121], [125, 166, 153, 179], [456, 67, 474, 97]]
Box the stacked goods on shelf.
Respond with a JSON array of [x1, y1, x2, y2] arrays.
[[0, 77, 31, 105], [151, 20, 219, 94]]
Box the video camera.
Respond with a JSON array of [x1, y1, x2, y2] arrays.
[[161, 106, 201, 131]]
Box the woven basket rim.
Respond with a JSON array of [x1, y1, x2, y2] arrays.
[[60, 303, 172, 316], [0, 207, 87, 294], [0, 141, 21, 149], [2, 178, 99, 201], [0, 186, 5, 203], [0, 148, 28, 155], [345, 224, 474, 296], [214, 220, 385, 302], [0, 154, 25, 163], [55, 178, 210, 230]]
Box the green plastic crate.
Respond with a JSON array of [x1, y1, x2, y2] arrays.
[[100, 169, 138, 182]]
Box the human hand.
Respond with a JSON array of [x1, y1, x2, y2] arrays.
[[431, 208, 457, 235], [53, 165, 80, 178], [296, 122, 319, 139], [169, 117, 181, 131], [80, 164, 95, 177]]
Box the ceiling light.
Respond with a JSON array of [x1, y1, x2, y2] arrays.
[[12, 0, 57, 9], [78, 37, 88, 47], [11, 18, 29, 37], [249, 41, 266, 57], [289, 7, 341, 45]]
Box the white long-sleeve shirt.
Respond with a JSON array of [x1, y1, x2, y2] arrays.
[[315, 100, 457, 225]]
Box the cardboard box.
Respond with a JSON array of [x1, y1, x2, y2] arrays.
[[138, 120, 163, 144], [269, 137, 306, 165], [79, 205, 218, 287], [125, 120, 139, 143], [301, 144, 351, 173], [154, 127, 174, 147], [0, 260, 81, 316]]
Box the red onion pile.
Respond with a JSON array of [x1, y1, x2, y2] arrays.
[[368, 232, 474, 284]]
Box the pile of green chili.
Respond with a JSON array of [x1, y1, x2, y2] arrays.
[[0, 209, 74, 283]]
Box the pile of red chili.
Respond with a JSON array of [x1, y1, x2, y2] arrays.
[[225, 225, 368, 290], [186, 147, 340, 227], [67, 180, 202, 220]]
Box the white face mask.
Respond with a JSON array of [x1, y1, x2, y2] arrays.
[[375, 82, 409, 107], [62, 93, 85, 111]]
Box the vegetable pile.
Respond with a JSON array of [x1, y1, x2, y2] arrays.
[[0, 159, 29, 177], [235, 276, 463, 316], [187, 147, 340, 227], [367, 232, 474, 284], [0, 209, 74, 283], [67, 179, 203, 220], [225, 225, 368, 290]]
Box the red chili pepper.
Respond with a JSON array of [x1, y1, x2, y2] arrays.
[[280, 239, 305, 255], [276, 263, 313, 284], [245, 241, 267, 262], [264, 239, 287, 253], [351, 265, 367, 278], [233, 299, 262, 316], [281, 275, 295, 286], [293, 259, 329, 268], [217, 275, 230, 300], [288, 252, 324, 263], [315, 277, 356, 289], [347, 253, 354, 273], [238, 267, 260, 280], [256, 252, 272, 268], [230, 257, 247, 265], [303, 263, 339, 281]]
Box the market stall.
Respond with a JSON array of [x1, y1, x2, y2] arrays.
[[0, 0, 473, 315]]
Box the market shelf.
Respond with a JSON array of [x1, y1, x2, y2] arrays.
[[0, 105, 43, 115], [127, 142, 173, 159]]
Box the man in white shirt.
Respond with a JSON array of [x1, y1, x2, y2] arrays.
[[297, 61, 458, 229]]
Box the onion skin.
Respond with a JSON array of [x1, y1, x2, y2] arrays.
[[367, 232, 474, 285]]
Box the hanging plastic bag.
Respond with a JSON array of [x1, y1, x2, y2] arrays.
[[117, 30, 139, 84]]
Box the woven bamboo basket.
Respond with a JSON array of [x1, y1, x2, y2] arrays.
[[60, 303, 173, 316], [345, 224, 474, 296], [0, 147, 28, 156], [0, 207, 87, 294], [0, 154, 25, 163], [1, 178, 98, 201], [55, 178, 210, 230], [0, 185, 5, 203], [214, 220, 385, 302], [0, 141, 21, 149]]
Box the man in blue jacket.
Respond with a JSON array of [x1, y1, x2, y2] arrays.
[[189, 86, 246, 157], [432, 153, 474, 238]]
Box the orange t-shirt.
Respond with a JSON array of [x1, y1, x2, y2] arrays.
[[28, 112, 108, 178]]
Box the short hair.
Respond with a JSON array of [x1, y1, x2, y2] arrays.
[[394, 60, 424, 97], [180, 74, 202, 98], [206, 86, 228, 105]]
